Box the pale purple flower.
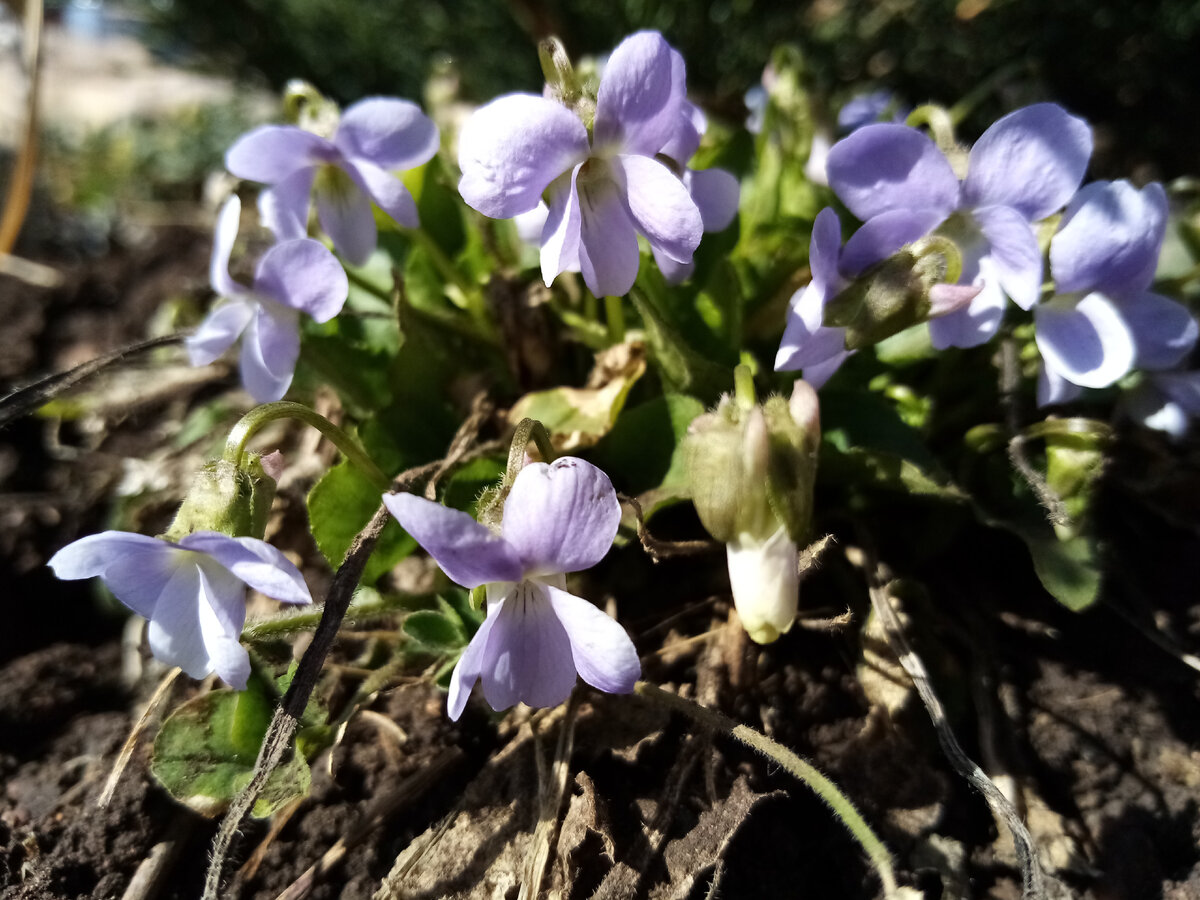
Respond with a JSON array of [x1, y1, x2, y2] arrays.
[[226, 97, 440, 264], [186, 196, 349, 402], [1035, 180, 1197, 405], [1119, 371, 1200, 438], [837, 90, 907, 132], [458, 31, 704, 297], [825, 103, 1093, 349], [383, 457, 640, 719], [49, 530, 311, 688]]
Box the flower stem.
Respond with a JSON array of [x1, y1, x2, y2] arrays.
[[733, 363, 757, 411], [604, 295, 626, 344], [633, 681, 899, 898], [906, 104, 956, 156], [223, 401, 390, 491]]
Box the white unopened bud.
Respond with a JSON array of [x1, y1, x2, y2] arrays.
[[725, 524, 799, 644]]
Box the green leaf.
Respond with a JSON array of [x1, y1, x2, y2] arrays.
[[1024, 531, 1101, 612], [403, 608, 467, 651], [151, 683, 310, 818]]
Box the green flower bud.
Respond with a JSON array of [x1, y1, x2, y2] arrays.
[[161, 453, 280, 543]]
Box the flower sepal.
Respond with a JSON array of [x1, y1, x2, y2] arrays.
[[162, 453, 279, 543]]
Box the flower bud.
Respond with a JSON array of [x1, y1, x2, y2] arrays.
[[727, 524, 800, 644], [161, 454, 279, 543]]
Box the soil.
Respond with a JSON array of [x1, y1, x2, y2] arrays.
[[2, 225, 1200, 900]]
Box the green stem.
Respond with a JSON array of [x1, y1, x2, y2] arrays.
[[634, 681, 899, 898], [906, 104, 956, 156], [241, 589, 411, 642], [604, 294, 626, 344], [733, 363, 757, 411], [507, 417, 557, 481], [223, 401, 390, 492]]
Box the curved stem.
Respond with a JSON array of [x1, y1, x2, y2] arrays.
[[604, 295, 626, 344], [223, 401, 389, 491], [634, 681, 899, 898]]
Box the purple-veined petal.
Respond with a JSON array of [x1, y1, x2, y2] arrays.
[[577, 169, 641, 297], [540, 166, 583, 285], [545, 583, 639, 693], [1035, 292, 1136, 389], [195, 562, 251, 689], [239, 304, 299, 402], [334, 97, 439, 170], [458, 93, 589, 219], [446, 597, 503, 720], [928, 266, 1008, 349], [346, 158, 419, 228], [660, 98, 705, 164], [226, 125, 330, 183], [316, 171, 376, 265], [209, 195, 245, 299], [258, 166, 316, 241], [254, 238, 349, 323], [1050, 180, 1168, 296], [146, 563, 210, 679], [1111, 291, 1198, 370], [651, 243, 694, 284], [48, 532, 179, 619], [774, 284, 848, 372], [972, 205, 1042, 310], [686, 167, 739, 232], [963, 103, 1092, 221], [840, 207, 948, 276], [382, 492, 524, 588], [594, 31, 683, 156], [501, 457, 621, 576], [479, 581, 578, 711], [179, 532, 311, 605], [1037, 362, 1084, 407], [186, 298, 255, 367], [825, 124, 960, 222], [617, 154, 702, 263]]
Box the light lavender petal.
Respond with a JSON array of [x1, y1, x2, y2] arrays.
[[259, 166, 315, 241], [577, 172, 641, 297], [48, 532, 179, 619], [1037, 362, 1084, 407], [808, 207, 842, 292], [186, 299, 255, 367], [254, 238, 349, 323], [661, 98, 705, 164], [226, 125, 329, 183], [446, 597, 503, 720], [1050, 180, 1168, 296], [973, 205, 1042, 310], [479, 582, 577, 711], [651, 243, 694, 285], [458, 93, 589, 219], [800, 351, 852, 389], [775, 284, 847, 372], [1034, 293, 1136, 389], [686, 167, 740, 233], [179, 532, 311, 605], [928, 268, 1007, 349], [382, 493, 524, 588], [334, 97, 439, 170], [825, 124, 960, 222], [146, 564, 210, 679], [501, 457, 621, 577], [195, 563, 251, 689], [540, 167, 583, 285], [316, 176, 376, 265], [545, 584, 639, 694], [1111, 291, 1198, 370], [239, 304, 299, 402], [840, 207, 948, 276], [617, 154, 702, 263], [347, 158, 420, 229], [209, 195, 245, 299], [963, 103, 1092, 220], [594, 31, 683, 156]]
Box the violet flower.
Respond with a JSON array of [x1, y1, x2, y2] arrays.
[[458, 31, 704, 297], [1119, 371, 1200, 438], [1035, 180, 1197, 405], [49, 530, 311, 689], [186, 196, 349, 402], [383, 458, 640, 719], [226, 97, 440, 264], [825, 103, 1092, 349]]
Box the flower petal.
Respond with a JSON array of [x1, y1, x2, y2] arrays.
[[480, 582, 577, 711], [458, 93, 589, 219], [226, 125, 329, 183], [661, 98, 705, 164], [929, 267, 1009, 349], [48, 532, 179, 619], [540, 166, 583, 285], [651, 243, 693, 285], [195, 562, 251, 689], [209, 195, 245, 298], [334, 97, 439, 170], [617, 154, 702, 263], [1120, 379, 1189, 437], [178, 532, 311, 605], [962, 103, 1092, 221], [382, 493, 524, 588], [774, 284, 848, 373], [726, 526, 798, 644], [825, 124, 960, 222], [808, 207, 843, 292], [316, 173, 376, 265], [1050, 180, 1168, 296], [501, 457, 621, 576], [1037, 362, 1084, 407], [1034, 293, 1136, 389], [686, 167, 740, 233], [545, 584, 640, 693], [972, 205, 1042, 310], [186, 298, 254, 367], [254, 238, 349, 323], [800, 351, 852, 389], [346, 158, 420, 229], [594, 31, 684, 156], [239, 304, 299, 402], [446, 598, 503, 720], [577, 170, 641, 297], [258, 166, 315, 241], [840, 207, 948, 276], [1111, 291, 1198, 370], [1155, 371, 1200, 415], [146, 563, 211, 679]]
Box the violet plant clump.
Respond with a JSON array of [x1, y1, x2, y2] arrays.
[[383, 457, 640, 719]]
